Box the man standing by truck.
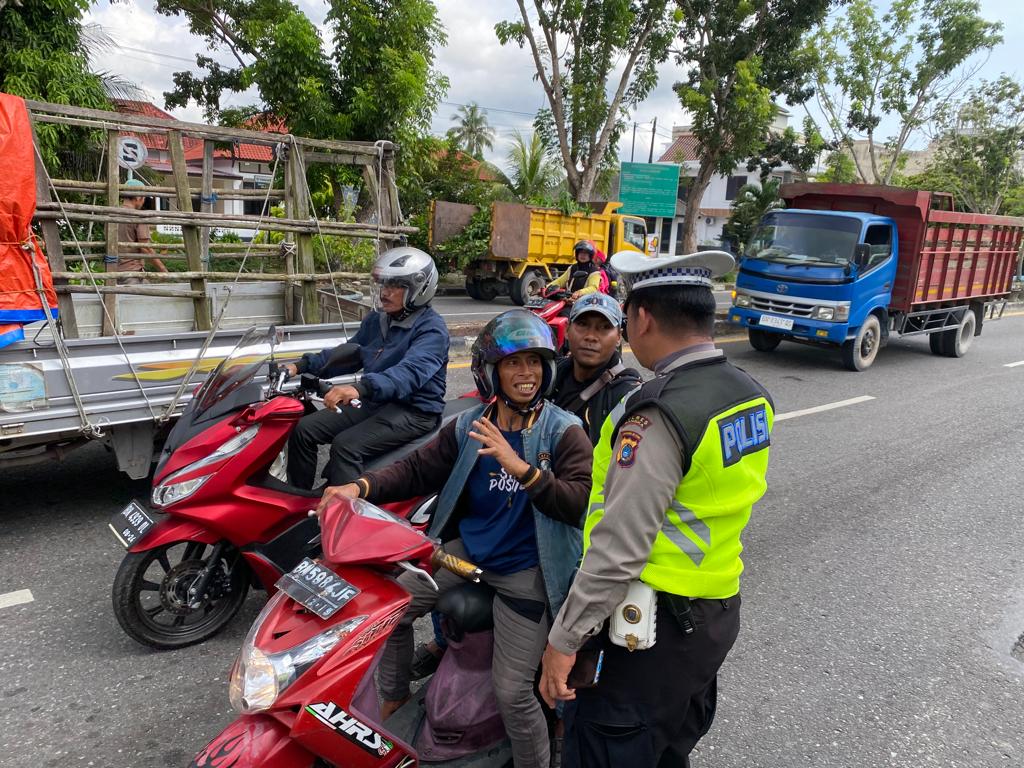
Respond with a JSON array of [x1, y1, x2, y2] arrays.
[[540, 249, 774, 767], [114, 178, 169, 284]]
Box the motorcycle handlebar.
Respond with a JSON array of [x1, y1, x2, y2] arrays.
[[430, 549, 482, 583]]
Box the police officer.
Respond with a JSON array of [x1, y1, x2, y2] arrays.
[[538, 249, 775, 767]]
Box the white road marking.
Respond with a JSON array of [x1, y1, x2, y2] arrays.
[[775, 396, 876, 422], [1003, 360, 1024, 368], [0, 589, 34, 610]]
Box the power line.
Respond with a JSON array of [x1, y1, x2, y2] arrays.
[[442, 100, 537, 118], [113, 44, 199, 64]]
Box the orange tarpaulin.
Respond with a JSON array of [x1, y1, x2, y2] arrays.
[[0, 92, 59, 348]]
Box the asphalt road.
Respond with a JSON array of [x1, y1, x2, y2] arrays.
[[2, 314, 1023, 767]]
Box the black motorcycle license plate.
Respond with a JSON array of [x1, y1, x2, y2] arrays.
[[276, 558, 360, 619], [109, 500, 156, 548]]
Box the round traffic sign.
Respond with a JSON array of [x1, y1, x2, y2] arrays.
[[117, 137, 149, 170]]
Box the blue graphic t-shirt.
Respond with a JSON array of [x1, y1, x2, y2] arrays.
[[459, 429, 539, 575]]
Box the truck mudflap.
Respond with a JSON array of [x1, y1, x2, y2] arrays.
[[191, 715, 315, 768]]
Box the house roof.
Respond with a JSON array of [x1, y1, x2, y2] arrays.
[[435, 149, 503, 182], [658, 132, 700, 163], [111, 100, 279, 166]]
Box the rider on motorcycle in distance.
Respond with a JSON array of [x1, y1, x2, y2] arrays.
[[545, 240, 607, 302], [317, 310, 593, 768], [285, 247, 449, 490]]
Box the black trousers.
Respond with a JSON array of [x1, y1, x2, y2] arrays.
[[286, 402, 438, 488], [562, 595, 741, 768]]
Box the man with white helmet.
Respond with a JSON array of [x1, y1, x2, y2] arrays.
[[285, 247, 449, 489]]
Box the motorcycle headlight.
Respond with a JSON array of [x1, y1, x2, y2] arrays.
[[734, 292, 752, 308], [151, 425, 260, 508], [229, 593, 367, 713]]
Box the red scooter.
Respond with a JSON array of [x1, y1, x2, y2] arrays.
[[526, 287, 571, 351], [109, 327, 477, 650], [191, 496, 516, 768]]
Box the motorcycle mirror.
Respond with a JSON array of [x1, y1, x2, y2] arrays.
[[325, 342, 361, 368]]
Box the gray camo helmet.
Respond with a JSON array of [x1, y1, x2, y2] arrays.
[[371, 246, 438, 312]]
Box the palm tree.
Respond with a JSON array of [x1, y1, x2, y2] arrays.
[[449, 103, 496, 159], [506, 130, 562, 201]]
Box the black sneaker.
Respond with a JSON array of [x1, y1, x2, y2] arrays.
[[410, 643, 445, 679]]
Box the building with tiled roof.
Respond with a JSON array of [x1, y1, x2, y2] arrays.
[[628, 109, 799, 254], [110, 100, 283, 237]]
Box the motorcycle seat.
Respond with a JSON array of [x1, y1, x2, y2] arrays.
[[363, 396, 481, 472], [436, 581, 495, 642]]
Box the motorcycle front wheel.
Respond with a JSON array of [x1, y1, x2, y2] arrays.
[[112, 540, 249, 650]]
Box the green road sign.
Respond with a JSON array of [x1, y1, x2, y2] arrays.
[[618, 162, 680, 218]]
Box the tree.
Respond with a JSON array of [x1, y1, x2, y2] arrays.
[[495, 1, 679, 202], [907, 76, 1024, 214], [721, 179, 783, 253], [1, 0, 111, 169], [672, 0, 832, 253], [806, 0, 1002, 185], [506, 130, 562, 201], [747, 116, 832, 182], [160, 0, 449, 217], [817, 150, 859, 183], [448, 103, 496, 159]]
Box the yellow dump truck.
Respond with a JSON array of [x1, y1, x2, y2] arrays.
[[429, 200, 648, 305]]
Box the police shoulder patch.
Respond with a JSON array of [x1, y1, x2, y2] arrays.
[[616, 430, 643, 468], [622, 413, 652, 431], [718, 404, 770, 467]]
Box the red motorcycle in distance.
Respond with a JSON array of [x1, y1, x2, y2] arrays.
[[109, 327, 478, 650], [191, 496, 516, 768], [526, 287, 571, 351]]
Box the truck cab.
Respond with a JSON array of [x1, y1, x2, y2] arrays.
[[730, 209, 897, 361]]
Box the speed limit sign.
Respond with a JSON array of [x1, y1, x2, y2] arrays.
[[117, 137, 149, 170]]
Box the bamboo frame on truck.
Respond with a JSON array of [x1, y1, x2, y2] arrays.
[[25, 99, 407, 338]]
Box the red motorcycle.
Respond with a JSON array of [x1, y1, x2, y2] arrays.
[[191, 495, 516, 768], [109, 327, 477, 650], [526, 287, 571, 351]]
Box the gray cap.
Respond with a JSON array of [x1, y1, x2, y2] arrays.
[[570, 292, 623, 326]]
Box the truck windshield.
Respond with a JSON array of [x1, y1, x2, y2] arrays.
[[746, 212, 861, 267]]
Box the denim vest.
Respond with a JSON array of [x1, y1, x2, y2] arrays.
[[430, 402, 584, 615]]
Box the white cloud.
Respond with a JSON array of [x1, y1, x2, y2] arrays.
[[83, 0, 1022, 163]]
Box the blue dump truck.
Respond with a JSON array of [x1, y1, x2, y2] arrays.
[[729, 184, 1024, 371]]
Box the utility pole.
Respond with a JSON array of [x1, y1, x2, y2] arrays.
[[648, 117, 658, 163], [631, 123, 637, 162]]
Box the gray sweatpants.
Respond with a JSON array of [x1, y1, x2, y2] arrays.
[[378, 539, 552, 768]]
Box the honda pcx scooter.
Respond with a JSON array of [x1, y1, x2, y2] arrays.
[[109, 327, 477, 650], [191, 495, 519, 768]]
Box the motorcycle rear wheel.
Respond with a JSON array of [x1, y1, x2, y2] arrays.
[[112, 540, 249, 650]]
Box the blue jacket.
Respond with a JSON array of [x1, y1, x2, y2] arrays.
[[433, 403, 585, 615], [300, 307, 449, 415]]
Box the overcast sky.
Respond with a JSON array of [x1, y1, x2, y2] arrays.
[[85, 0, 1022, 168]]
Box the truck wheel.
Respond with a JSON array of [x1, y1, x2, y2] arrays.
[[478, 281, 499, 301], [928, 331, 946, 356], [841, 314, 881, 371], [112, 541, 249, 649], [748, 328, 782, 352], [511, 270, 545, 306], [946, 310, 976, 357], [465, 277, 482, 301]]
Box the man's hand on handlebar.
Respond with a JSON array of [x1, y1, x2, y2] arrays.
[[315, 483, 361, 515], [284, 363, 299, 377], [324, 385, 360, 410]]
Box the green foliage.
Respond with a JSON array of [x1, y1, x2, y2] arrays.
[[527, 191, 591, 217], [671, 0, 832, 250], [506, 131, 563, 201], [748, 117, 832, 181], [721, 179, 784, 253], [161, 0, 447, 146], [0, 0, 110, 170], [434, 207, 492, 272], [448, 103, 496, 159], [805, 0, 1002, 184], [496, 1, 679, 201], [817, 150, 859, 183], [907, 75, 1024, 214]]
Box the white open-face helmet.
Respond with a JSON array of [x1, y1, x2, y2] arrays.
[[370, 247, 439, 312]]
